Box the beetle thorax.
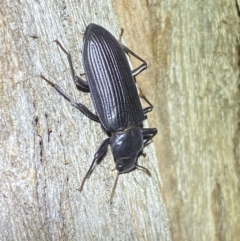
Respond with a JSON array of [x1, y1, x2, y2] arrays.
[[110, 127, 143, 173]]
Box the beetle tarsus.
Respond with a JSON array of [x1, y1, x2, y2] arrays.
[[118, 28, 124, 42], [54, 39, 69, 55]]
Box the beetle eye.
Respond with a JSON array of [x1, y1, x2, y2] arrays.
[[116, 163, 124, 172]]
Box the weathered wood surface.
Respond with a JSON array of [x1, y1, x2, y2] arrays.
[[112, 0, 240, 240], [0, 0, 170, 241]]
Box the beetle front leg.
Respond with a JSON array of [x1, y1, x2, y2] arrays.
[[54, 40, 90, 92], [77, 138, 110, 192], [141, 128, 158, 146], [121, 44, 147, 77], [40, 75, 99, 122]]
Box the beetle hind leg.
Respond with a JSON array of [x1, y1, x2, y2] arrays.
[[118, 28, 124, 42], [54, 40, 90, 92], [120, 44, 153, 114], [121, 44, 147, 77]]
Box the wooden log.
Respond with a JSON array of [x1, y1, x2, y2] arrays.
[[112, 0, 240, 240], [0, 0, 170, 240]]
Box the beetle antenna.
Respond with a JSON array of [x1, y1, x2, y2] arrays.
[[136, 164, 151, 177], [110, 172, 119, 204]]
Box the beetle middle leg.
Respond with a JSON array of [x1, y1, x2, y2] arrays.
[[54, 40, 89, 92], [139, 88, 154, 115], [40, 74, 99, 122], [141, 128, 158, 146]]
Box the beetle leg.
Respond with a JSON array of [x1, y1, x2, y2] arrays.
[[121, 44, 147, 77], [54, 40, 90, 92], [118, 28, 124, 42], [141, 128, 158, 147], [120, 44, 153, 114], [77, 138, 110, 192], [40, 74, 99, 122], [138, 87, 154, 115]]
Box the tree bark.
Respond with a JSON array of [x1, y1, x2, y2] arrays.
[[0, 0, 170, 240], [112, 0, 240, 241]]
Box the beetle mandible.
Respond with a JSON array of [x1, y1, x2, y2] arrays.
[[40, 23, 157, 201]]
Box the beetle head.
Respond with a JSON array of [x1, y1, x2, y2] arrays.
[[110, 127, 143, 173]]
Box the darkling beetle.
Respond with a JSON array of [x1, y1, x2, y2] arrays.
[[40, 23, 157, 202]]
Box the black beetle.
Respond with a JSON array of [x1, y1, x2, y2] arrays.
[[40, 23, 157, 201]]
